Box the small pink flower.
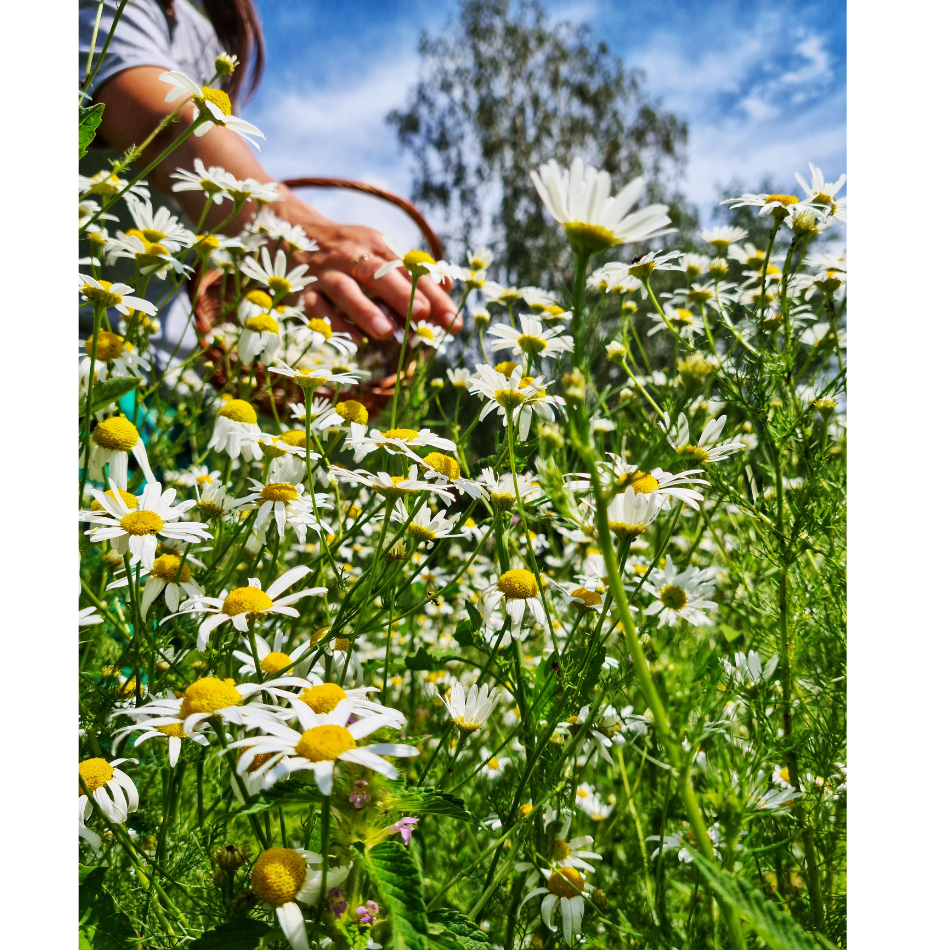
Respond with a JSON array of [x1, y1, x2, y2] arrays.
[[387, 816, 419, 846], [357, 899, 380, 926], [327, 887, 348, 919], [349, 780, 371, 809]]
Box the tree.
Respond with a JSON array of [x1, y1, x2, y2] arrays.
[[388, 0, 697, 290]]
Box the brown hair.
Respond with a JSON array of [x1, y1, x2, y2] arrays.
[[159, 1, 265, 104]]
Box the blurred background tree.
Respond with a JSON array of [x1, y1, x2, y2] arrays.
[[388, 0, 699, 290]]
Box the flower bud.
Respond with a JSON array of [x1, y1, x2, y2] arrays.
[[709, 258, 729, 278], [429, 378, 445, 390], [214, 52, 238, 76], [591, 888, 610, 911], [473, 307, 490, 327], [215, 842, 248, 872], [562, 369, 586, 404], [605, 341, 628, 363], [537, 423, 564, 454]]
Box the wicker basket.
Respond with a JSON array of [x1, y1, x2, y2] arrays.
[[192, 178, 444, 418]]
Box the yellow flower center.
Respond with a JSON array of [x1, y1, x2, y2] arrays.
[[246, 289, 273, 309], [156, 722, 187, 738], [495, 361, 518, 377], [334, 400, 368, 425], [245, 313, 280, 334], [497, 569, 539, 599], [408, 523, 437, 543], [687, 288, 712, 304], [548, 868, 585, 898], [552, 838, 572, 861], [82, 278, 124, 308], [200, 86, 232, 116], [401, 249, 436, 277], [563, 221, 620, 255], [672, 308, 694, 326], [299, 682, 348, 714], [120, 510, 164, 536], [79, 758, 114, 795], [240, 749, 275, 773], [570, 588, 603, 607], [660, 584, 688, 611], [92, 415, 140, 451], [261, 482, 299, 503], [517, 333, 548, 356], [619, 471, 659, 494], [305, 317, 332, 339], [294, 723, 357, 762], [223, 587, 274, 616], [196, 234, 221, 250], [494, 388, 527, 409], [150, 554, 192, 583], [90, 488, 138, 512], [251, 848, 307, 907], [218, 399, 257, 424], [778, 767, 791, 784], [677, 445, 710, 465], [85, 331, 124, 361], [518, 803, 534, 818], [519, 376, 547, 399], [260, 651, 293, 675], [179, 677, 242, 718], [415, 325, 435, 341], [88, 173, 123, 197], [765, 194, 799, 206], [488, 757, 500, 769], [422, 452, 460, 480], [280, 429, 307, 449], [267, 276, 292, 296], [381, 428, 420, 442]]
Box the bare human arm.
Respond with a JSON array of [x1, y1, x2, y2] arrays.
[[94, 66, 461, 342]]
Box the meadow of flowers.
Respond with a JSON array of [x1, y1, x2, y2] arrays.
[[78, 45, 847, 950]]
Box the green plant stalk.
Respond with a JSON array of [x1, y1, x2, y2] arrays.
[[81, 0, 130, 92], [617, 745, 658, 923], [572, 425, 747, 950], [571, 249, 591, 365]]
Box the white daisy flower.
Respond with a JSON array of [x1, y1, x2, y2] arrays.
[[107, 551, 203, 619], [575, 783, 614, 821], [518, 863, 592, 946], [531, 158, 673, 255], [123, 195, 195, 251], [238, 311, 283, 365], [440, 681, 501, 733], [603, 484, 663, 542], [79, 170, 150, 201], [664, 413, 748, 466], [79, 757, 138, 850], [79, 605, 102, 626], [208, 398, 264, 462], [480, 748, 511, 779], [347, 423, 456, 463], [106, 231, 191, 280], [159, 70, 265, 147], [239, 479, 332, 542], [794, 163, 846, 209], [277, 680, 406, 730], [419, 451, 486, 502], [84, 480, 210, 569], [642, 555, 717, 627], [179, 566, 327, 651], [699, 226, 748, 252], [468, 246, 494, 269], [721, 650, 780, 689], [466, 362, 560, 440], [269, 363, 364, 393], [400, 320, 447, 353], [481, 568, 548, 639], [721, 191, 804, 219], [588, 262, 643, 293], [232, 631, 317, 680], [226, 697, 419, 795], [79, 274, 159, 316], [291, 315, 358, 357], [85, 415, 155, 490], [111, 714, 209, 768], [79, 332, 150, 382], [477, 467, 543, 510], [170, 159, 235, 204], [374, 236, 451, 283], [446, 368, 471, 389], [390, 500, 460, 549], [546, 815, 603, 872], [486, 313, 574, 362], [481, 281, 521, 305], [647, 304, 704, 339], [328, 465, 455, 506], [250, 847, 351, 950], [241, 247, 317, 298]]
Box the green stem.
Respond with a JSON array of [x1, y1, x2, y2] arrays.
[[389, 274, 420, 428]]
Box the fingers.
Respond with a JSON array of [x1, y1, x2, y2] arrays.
[[301, 290, 364, 346], [314, 270, 397, 341], [417, 276, 463, 333], [354, 258, 461, 334]]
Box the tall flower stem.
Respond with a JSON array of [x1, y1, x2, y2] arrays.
[[389, 274, 420, 428]]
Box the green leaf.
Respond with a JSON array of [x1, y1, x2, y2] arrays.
[[389, 785, 475, 823], [405, 645, 439, 671], [688, 852, 837, 950], [454, 602, 484, 648], [237, 779, 327, 817], [428, 910, 491, 950], [79, 865, 140, 950], [187, 919, 274, 949], [79, 103, 105, 159], [362, 841, 429, 950], [90, 376, 142, 414]]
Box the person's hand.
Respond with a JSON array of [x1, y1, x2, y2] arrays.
[[293, 219, 462, 341]]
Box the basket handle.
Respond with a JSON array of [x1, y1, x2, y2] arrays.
[[281, 177, 444, 261]]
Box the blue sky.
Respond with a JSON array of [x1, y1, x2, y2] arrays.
[[244, 0, 846, 249]]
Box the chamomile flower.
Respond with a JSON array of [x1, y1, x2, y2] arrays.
[[179, 566, 327, 650], [107, 552, 203, 619], [662, 414, 747, 465], [477, 468, 543, 510], [446, 368, 471, 389], [374, 237, 451, 283], [403, 320, 447, 353], [727, 242, 771, 269], [794, 163, 846, 210], [480, 748, 511, 779], [389, 500, 460, 548], [601, 485, 663, 542], [239, 479, 332, 542], [486, 313, 574, 361], [466, 362, 555, 436], [329, 465, 455, 505], [251, 847, 351, 950], [84, 480, 210, 569], [530, 158, 673, 255], [79, 757, 138, 848], [647, 304, 704, 339], [232, 631, 316, 680], [722, 191, 803, 219], [575, 783, 614, 821], [481, 281, 521, 306], [79, 332, 150, 381], [347, 424, 457, 463], [481, 568, 549, 638], [111, 714, 209, 768], [293, 316, 358, 356], [721, 650, 780, 689], [643, 555, 717, 627], [270, 363, 364, 393], [700, 226, 748, 252], [78, 275, 159, 316], [238, 311, 283, 365], [518, 863, 592, 945], [589, 262, 643, 294], [196, 480, 243, 520], [86, 414, 156, 490], [419, 452, 486, 501], [170, 159, 235, 203], [546, 815, 603, 872], [208, 398, 264, 461], [440, 681, 501, 733], [124, 195, 195, 251], [106, 231, 191, 279], [241, 247, 317, 298], [627, 249, 682, 281], [159, 70, 265, 146], [79, 170, 149, 201], [226, 698, 418, 795]]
